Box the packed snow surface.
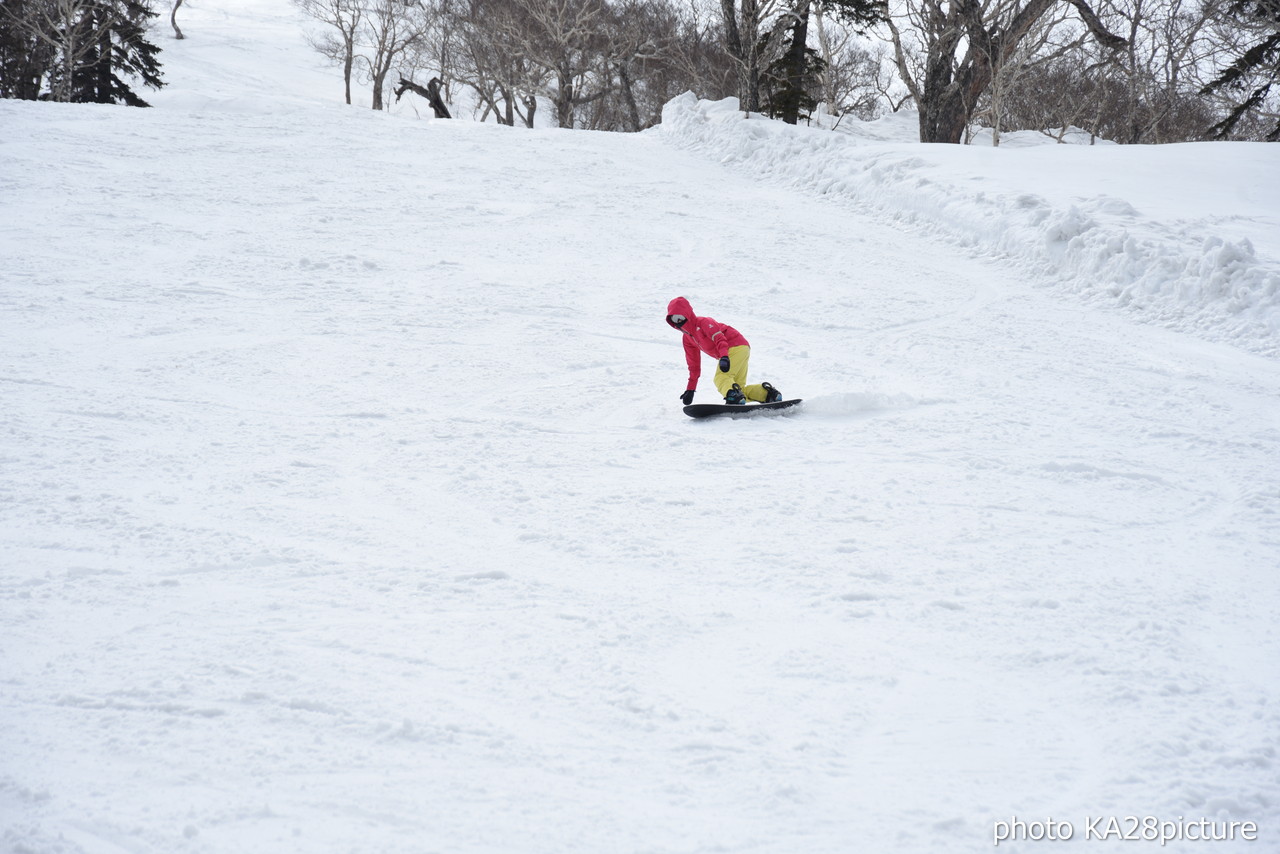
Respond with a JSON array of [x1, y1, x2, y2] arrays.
[[2, 0, 1279, 852]]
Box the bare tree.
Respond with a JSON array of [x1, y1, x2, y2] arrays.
[[572, 0, 739, 129], [457, 0, 621, 127], [451, 0, 544, 125], [603, 0, 678, 130], [358, 0, 436, 110], [885, 0, 1127, 143], [987, 0, 1226, 143], [813, 3, 857, 112], [513, 0, 615, 127], [812, 11, 901, 118], [1097, 0, 1218, 142], [426, 0, 457, 100], [666, 0, 738, 101], [720, 0, 790, 110], [295, 0, 364, 103], [977, 2, 1078, 144]]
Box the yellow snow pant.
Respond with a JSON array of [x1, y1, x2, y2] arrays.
[[713, 345, 769, 402]]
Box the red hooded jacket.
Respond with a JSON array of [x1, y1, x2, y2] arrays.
[[666, 296, 750, 391]]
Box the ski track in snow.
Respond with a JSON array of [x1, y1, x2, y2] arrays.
[[2, 3, 1280, 853]]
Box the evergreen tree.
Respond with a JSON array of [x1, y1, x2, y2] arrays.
[[760, 19, 826, 123], [1203, 0, 1280, 140], [760, 0, 882, 125], [74, 0, 163, 105], [0, 0, 164, 105], [0, 0, 52, 99]]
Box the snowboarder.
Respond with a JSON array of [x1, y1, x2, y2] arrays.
[[666, 296, 783, 406]]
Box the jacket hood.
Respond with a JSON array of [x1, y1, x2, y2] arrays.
[[666, 296, 697, 330]]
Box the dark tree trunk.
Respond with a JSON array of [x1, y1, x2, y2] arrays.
[[720, 0, 742, 61], [394, 76, 453, 118], [918, 56, 993, 143], [556, 65, 573, 127], [719, 0, 748, 107], [94, 13, 112, 103], [373, 67, 388, 110], [425, 77, 451, 119], [780, 0, 811, 124], [501, 86, 515, 125], [617, 63, 642, 131], [719, 0, 764, 111], [743, 0, 761, 111]]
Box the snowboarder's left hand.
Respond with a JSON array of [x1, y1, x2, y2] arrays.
[[679, 390, 694, 405], [718, 356, 731, 372]]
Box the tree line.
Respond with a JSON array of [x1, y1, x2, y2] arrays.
[[2, 0, 1276, 142], [296, 0, 1277, 141], [887, 0, 1280, 143]]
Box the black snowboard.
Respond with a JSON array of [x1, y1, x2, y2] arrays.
[[683, 399, 802, 419]]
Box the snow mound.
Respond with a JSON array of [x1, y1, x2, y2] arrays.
[[659, 93, 1280, 357]]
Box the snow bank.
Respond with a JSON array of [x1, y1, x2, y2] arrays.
[[659, 93, 1280, 356]]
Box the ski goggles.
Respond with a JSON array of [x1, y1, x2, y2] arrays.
[[669, 314, 687, 327]]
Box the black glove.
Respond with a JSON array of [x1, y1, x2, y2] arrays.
[[718, 356, 731, 373], [679, 390, 695, 405]]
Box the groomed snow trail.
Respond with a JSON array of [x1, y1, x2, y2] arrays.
[[3, 8, 1279, 853]]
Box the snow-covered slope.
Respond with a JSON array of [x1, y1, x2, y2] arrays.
[[2, 2, 1279, 853]]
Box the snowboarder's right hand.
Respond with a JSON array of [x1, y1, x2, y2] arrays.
[[680, 390, 695, 406], [718, 356, 731, 373]]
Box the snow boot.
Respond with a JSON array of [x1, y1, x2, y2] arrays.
[[762, 382, 782, 403], [725, 384, 746, 405]]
